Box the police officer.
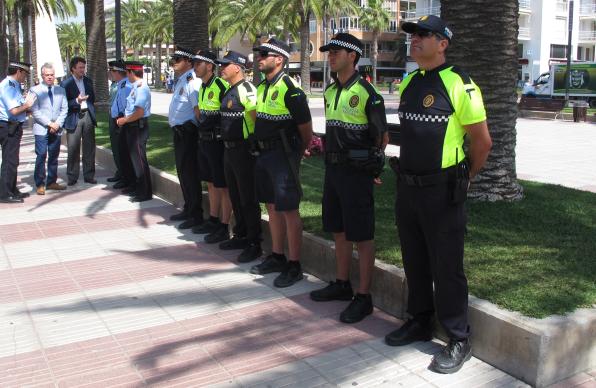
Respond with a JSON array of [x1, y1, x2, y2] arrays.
[[192, 50, 233, 243], [215, 51, 262, 263], [250, 38, 313, 288], [116, 61, 153, 202], [384, 16, 492, 374], [309, 33, 388, 323], [0, 61, 36, 203], [108, 60, 134, 190], [168, 46, 203, 229]]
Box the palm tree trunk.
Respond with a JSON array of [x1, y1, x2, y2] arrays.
[[84, 0, 109, 110], [441, 0, 523, 201], [8, 6, 19, 60], [173, 0, 208, 52], [299, 11, 310, 93], [156, 39, 163, 88], [371, 29, 379, 85], [20, 1, 35, 86], [0, 0, 8, 79], [252, 37, 261, 84]]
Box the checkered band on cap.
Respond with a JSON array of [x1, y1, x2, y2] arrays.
[[326, 120, 368, 131], [328, 39, 363, 55], [9, 62, 31, 71], [261, 43, 290, 58], [193, 55, 215, 65], [174, 50, 194, 59], [398, 111, 450, 122]]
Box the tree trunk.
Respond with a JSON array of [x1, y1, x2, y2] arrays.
[[30, 2, 38, 84], [20, 1, 35, 86], [441, 0, 523, 201], [173, 0, 208, 52], [156, 39, 163, 88], [8, 6, 19, 60], [84, 0, 109, 110], [371, 29, 378, 85], [252, 37, 261, 84], [299, 11, 310, 93], [0, 0, 8, 79]]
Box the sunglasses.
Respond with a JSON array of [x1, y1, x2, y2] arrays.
[[258, 50, 280, 58], [412, 30, 437, 39]]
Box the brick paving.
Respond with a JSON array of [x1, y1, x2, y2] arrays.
[[0, 130, 592, 387]]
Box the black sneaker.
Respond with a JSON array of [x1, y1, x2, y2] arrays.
[[310, 281, 353, 302], [192, 219, 220, 234], [113, 180, 128, 189], [273, 261, 303, 288], [178, 218, 199, 230], [250, 254, 287, 274], [237, 242, 262, 263], [204, 225, 229, 244], [429, 338, 472, 374], [339, 293, 373, 324], [169, 211, 188, 221], [219, 236, 249, 250], [385, 319, 433, 347]]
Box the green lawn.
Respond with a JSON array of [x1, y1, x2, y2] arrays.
[[96, 112, 596, 318]]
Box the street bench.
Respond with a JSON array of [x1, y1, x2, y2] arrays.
[[518, 96, 565, 119]]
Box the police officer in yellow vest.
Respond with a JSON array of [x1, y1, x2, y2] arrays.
[[384, 16, 492, 374], [192, 50, 233, 244], [309, 33, 388, 324], [250, 38, 313, 288], [215, 51, 263, 263]]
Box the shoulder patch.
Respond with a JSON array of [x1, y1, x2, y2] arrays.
[[449, 65, 472, 85], [186, 73, 194, 82], [120, 82, 126, 88], [241, 81, 255, 94], [9, 81, 15, 88]]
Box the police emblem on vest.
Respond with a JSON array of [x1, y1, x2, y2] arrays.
[[208, 91, 214, 100], [349, 95, 359, 108], [271, 91, 279, 101], [423, 94, 435, 108]]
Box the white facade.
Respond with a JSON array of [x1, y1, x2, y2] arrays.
[[405, 0, 596, 82]]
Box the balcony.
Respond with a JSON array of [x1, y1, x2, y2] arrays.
[[556, 0, 568, 13], [401, 10, 417, 21], [579, 2, 596, 17], [519, 0, 531, 12], [519, 27, 531, 40], [416, 6, 440, 18], [579, 29, 596, 41]]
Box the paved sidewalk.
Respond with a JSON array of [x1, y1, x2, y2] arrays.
[[0, 136, 548, 387]]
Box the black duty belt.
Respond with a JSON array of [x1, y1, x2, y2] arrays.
[[399, 169, 452, 187], [198, 131, 220, 141], [223, 140, 244, 149], [325, 152, 349, 164], [257, 137, 283, 151]]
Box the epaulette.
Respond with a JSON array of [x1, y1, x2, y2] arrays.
[[214, 78, 227, 94], [282, 74, 298, 91], [449, 65, 472, 85], [120, 82, 126, 88], [358, 78, 383, 101], [241, 81, 254, 94], [186, 73, 193, 82], [9, 81, 15, 88]]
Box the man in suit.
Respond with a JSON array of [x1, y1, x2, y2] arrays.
[[60, 56, 97, 186], [30, 63, 68, 195]]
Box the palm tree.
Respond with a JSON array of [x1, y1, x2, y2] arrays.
[[83, 0, 109, 108], [7, 6, 19, 61], [173, 0, 208, 52], [144, 0, 173, 88], [359, 0, 390, 86], [0, 0, 8, 78], [57, 22, 86, 62], [441, 0, 523, 201], [119, 0, 146, 59]]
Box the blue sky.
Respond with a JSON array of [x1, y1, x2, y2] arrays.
[[57, 0, 116, 24]]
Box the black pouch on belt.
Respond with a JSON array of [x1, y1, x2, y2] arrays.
[[451, 160, 470, 204], [7, 120, 20, 136]]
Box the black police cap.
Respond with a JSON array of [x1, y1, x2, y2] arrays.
[[401, 15, 453, 42], [193, 50, 217, 65], [9, 61, 32, 71], [108, 59, 126, 72], [216, 50, 248, 68], [253, 38, 291, 59], [319, 33, 363, 56], [171, 46, 194, 60]]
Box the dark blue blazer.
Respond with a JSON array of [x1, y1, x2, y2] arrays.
[[60, 75, 96, 130]]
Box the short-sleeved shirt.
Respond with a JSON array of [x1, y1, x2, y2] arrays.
[[197, 75, 229, 132], [255, 71, 311, 141], [220, 79, 257, 141], [323, 72, 387, 152], [398, 63, 486, 174], [0, 76, 26, 122], [168, 69, 200, 126], [125, 79, 151, 118], [111, 78, 133, 118]]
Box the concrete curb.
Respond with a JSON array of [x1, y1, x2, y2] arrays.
[[519, 110, 596, 122], [95, 144, 595, 387]]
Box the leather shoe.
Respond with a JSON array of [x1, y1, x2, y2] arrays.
[[204, 225, 229, 243], [107, 175, 121, 182], [250, 254, 287, 275], [310, 280, 353, 302], [169, 211, 188, 221], [339, 293, 373, 323], [113, 181, 128, 189], [219, 236, 249, 250], [0, 195, 24, 203], [67, 180, 77, 186], [237, 242, 262, 262], [84, 178, 97, 184], [46, 183, 66, 190], [192, 219, 220, 234], [429, 338, 472, 374], [385, 319, 433, 347], [273, 260, 303, 288], [16, 191, 30, 199], [129, 195, 152, 202], [177, 219, 198, 229], [36, 186, 46, 195]]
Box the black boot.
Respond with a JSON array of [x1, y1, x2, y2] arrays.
[[310, 280, 353, 301], [429, 338, 472, 374], [384, 319, 433, 347], [339, 293, 373, 323]]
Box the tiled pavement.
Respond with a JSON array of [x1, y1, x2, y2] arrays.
[[1, 131, 594, 387]]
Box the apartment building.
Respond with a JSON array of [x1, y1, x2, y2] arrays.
[[407, 0, 596, 83]]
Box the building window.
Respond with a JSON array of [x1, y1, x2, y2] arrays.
[[555, 17, 568, 39], [309, 19, 317, 33], [388, 20, 397, 32], [550, 44, 568, 58], [518, 43, 524, 58], [363, 43, 371, 58], [340, 17, 349, 31]]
